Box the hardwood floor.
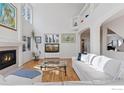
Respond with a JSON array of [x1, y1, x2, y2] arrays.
[[22, 58, 80, 82]]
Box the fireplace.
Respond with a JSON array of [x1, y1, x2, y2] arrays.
[[0, 50, 16, 70]]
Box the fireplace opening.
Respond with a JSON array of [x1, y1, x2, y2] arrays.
[[0, 50, 16, 70]]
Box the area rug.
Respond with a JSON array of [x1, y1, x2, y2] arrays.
[[13, 69, 41, 79]]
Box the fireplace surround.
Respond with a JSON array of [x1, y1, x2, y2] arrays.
[[0, 50, 16, 70]]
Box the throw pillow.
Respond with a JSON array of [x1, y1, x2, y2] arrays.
[[77, 53, 82, 61], [87, 54, 97, 65], [80, 53, 88, 62]]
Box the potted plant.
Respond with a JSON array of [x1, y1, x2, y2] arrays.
[[31, 30, 35, 39], [31, 30, 41, 61], [32, 52, 39, 61]]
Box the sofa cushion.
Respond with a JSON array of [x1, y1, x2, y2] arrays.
[[91, 56, 121, 79], [74, 62, 112, 81], [72, 62, 87, 81], [103, 59, 121, 79], [5, 75, 33, 85], [117, 62, 124, 80], [0, 75, 6, 84], [117, 69, 124, 80], [92, 56, 111, 71], [97, 56, 111, 72]]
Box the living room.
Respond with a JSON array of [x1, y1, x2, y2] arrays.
[[1, 2, 124, 88], [0, 3, 82, 84]]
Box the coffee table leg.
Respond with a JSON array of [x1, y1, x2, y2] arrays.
[[64, 66, 66, 76]]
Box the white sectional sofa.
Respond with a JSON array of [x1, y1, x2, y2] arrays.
[[0, 75, 33, 85], [0, 53, 124, 85], [0, 73, 42, 85], [72, 53, 124, 85]]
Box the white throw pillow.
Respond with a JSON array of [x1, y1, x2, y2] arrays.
[[91, 56, 101, 69], [91, 56, 121, 79], [80, 54, 88, 63], [97, 56, 111, 72], [87, 54, 97, 64]]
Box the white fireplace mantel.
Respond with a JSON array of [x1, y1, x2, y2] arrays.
[[0, 41, 22, 47], [0, 41, 23, 74]]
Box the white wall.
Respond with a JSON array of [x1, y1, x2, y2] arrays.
[[102, 15, 124, 60], [90, 24, 101, 55], [21, 17, 33, 64], [33, 4, 83, 58]]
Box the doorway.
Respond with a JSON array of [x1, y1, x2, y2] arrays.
[[80, 29, 90, 53]]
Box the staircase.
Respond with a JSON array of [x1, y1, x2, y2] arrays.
[[107, 28, 124, 52]]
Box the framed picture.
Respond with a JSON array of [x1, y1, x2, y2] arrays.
[[27, 37, 31, 51], [35, 36, 41, 43], [72, 16, 79, 27], [45, 34, 59, 43], [0, 3, 17, 30], [61, 33, 76, 43], [22, 44, 26, 52], [22, 36, 26, 41], [45, 44, 59, 53]]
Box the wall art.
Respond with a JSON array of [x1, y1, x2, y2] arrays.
[[0, 3, 17, 30]]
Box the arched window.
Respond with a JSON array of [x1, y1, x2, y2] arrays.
[[21, 4, 33, 24]]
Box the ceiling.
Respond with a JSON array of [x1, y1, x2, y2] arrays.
[[32, 3, 85, 33], [31, 3, 85, 15], [103, 8, 124, 25]]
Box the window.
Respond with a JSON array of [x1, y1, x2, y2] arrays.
[[21, 4, 33, 24]]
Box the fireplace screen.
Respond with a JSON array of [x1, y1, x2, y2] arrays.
[[0, 50, 16, 70], [45, 44, 59, 53]]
